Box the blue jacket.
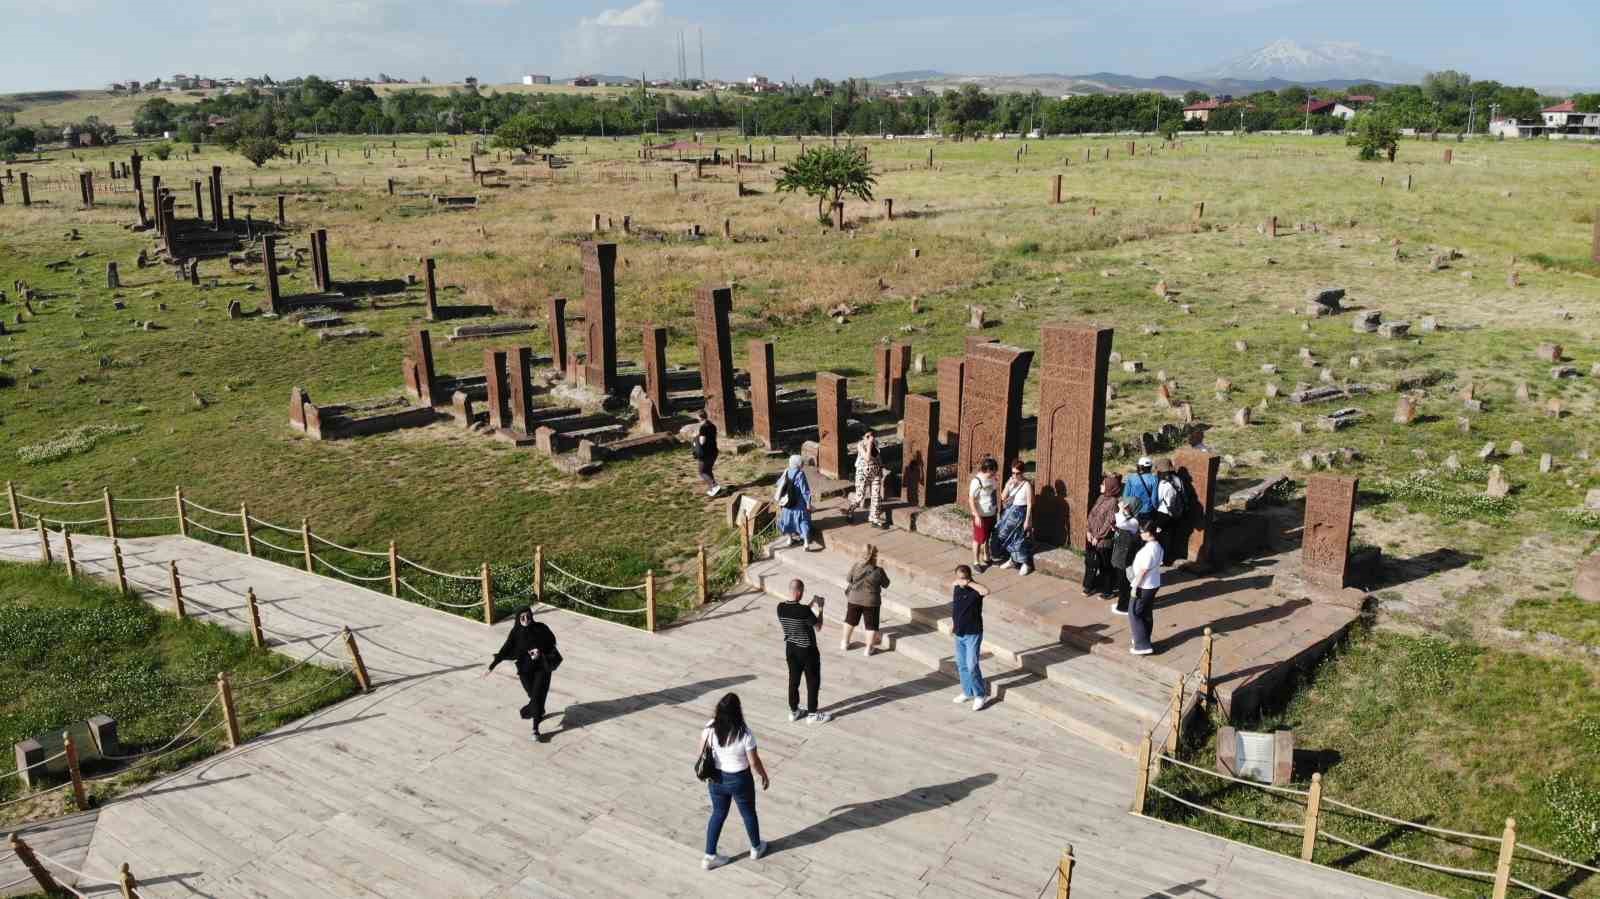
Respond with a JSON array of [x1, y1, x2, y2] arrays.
[[1122, 473, 1159, 516]]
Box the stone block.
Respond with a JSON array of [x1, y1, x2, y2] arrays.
[[87, 715, 120, 758], [1352, 310, 1381, 333], [1537, 343, 1563, 363], [957, 342, 1034, 486], [695, 285, 737, 435], [816, 373, 849, 480]]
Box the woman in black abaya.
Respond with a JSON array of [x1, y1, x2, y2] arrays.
[[483, 607, 561, 741]]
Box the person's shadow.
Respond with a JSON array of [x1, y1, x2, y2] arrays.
[[545, 675, 756, 739], [775, 773, 998, 853]]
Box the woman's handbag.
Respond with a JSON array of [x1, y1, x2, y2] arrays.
[[695, 735, 718, 782], [1110, 529, 1137, 569]]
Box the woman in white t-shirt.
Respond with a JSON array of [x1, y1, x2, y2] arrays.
[[1126, 522, 1164, 656], [990, 459, 1035, 575], [696, 693, 770, 870]]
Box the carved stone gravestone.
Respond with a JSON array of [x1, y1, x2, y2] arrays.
[[748, 340, 777, 449], [936, 358, 964, 445], [483, 348, 510, 430], [695, 286, 737, 434], [1174, 448, 1221, 564], [546, 297, 568, 374], [816, 373, 848, 480], [1302, 474, 1358, 589], [903, 395, 939, 507], [956, 343, 1034, 486], [580, 242, 618, 394], [1035, 323, 1113, 548], [643, 325, 668, 417]]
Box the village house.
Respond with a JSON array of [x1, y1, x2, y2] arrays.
[[1331, 95, 1375, 119], [1490, 100, 1600, 138], [521, 74, 552, 85]]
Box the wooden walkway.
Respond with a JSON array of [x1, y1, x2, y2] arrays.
[[0, 529, 1430, 898]]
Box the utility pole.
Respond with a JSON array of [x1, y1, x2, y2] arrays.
[[1467, 95, 1476, 135], [699, 27, 705, 81]]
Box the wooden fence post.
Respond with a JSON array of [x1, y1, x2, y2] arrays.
[[645, 570, 657, 633], [1300, 773, 1323, 862], [104, 488, 118, 540], [63, 730, 87, 809], [1166, 673, 1184, 753], [63, 527, 77, 580], [1491, 818, 1517, 899], [387, 541, 399, 597], [534, 545, 544, 602], [38, 517, 52, 564], [301, 519, 314, 573], [119, 861, 139, 899], [112, 540, 129, 596], [217, 672, 241, 748], [175, 486, 188, 537], [1056, 845, 1075, 899], [1199, 627, 1214, 708], [697, 543, 708, 606], [481, 563, 494, 625], [1132, 734, 1152, 814], [8, 834, 62, 895], [342, 626, 372, 693], [240, 504, 254, 556], [169, 560, 186, 619], [246, 588, 264, 647], [6, 480, 19, 528], [740, 516, 752, 568]]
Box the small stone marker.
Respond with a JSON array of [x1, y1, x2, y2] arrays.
[[1537, 343, 1563, 362], [1485, 466, 1511, 498], [967, 305, 986, 329], [1233, 407, 1251, 427], [1352, 310, 1381, 333], [1377, 321, 1410, 339], [1539, 453, 1553, 473], [1394, 396, 1417, 423]]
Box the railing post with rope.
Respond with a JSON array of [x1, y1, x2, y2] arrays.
[[175, 486, 188, 537], [169, 560, 186, 618], [240, 503, 255, 556], [534, 545, 544, 602], [1300, 773, 1323, 862], [217, 672, 241, 748], [1491, 818, 1516, 899], [1132, 733, 1152, 814], [387, 541, 399, 597], [120, 861, 140, 899], [8, 833, 61, 895], [113, 540, 129, 596], [64, 730, 87, 809], [63, 527, 78, 580], [740, 516, 752, 567], [246, 588, 264, 647], [343, 626, 372, 693], [5, 480, 19, 529], [1165, 673, 1184, 754], [645, 570, 657, 632], [301, 519, 314, 573], [481, 563, 494, 626], [104, 487, 118, 540], [1199, 627, 1214, 708], [1056, 845, 1075, 899], [697, 543, 709, 605], [38, 516, 52, 564]]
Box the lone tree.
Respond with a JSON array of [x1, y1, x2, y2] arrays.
[[492, 113, 558, 158], [1347, 110, 1401, 161], [235, 137, 283, 168], [775, 146, 876, 224]]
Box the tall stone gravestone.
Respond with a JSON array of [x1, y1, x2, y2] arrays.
[[1035, 323, 1113, 549], [956, 343, 1034, 486], [547, 297, 568, 376], [748, 340, 777, 449], [816, 373, 849, 480], [409, 329, 438, 407], [695, 286, 737, 434], [483, 348, 510, 430], [902, 395, 939, 506], [580, 242, 618, 394], [1302, 474, 1358, 589], [508, 347, 535, 433], [643, 325, 668, 416], [936, 358, 964, 445], [1174, 448, 1221, 565], [888, 343, 911, 417]]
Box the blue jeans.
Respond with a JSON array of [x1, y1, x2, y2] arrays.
[[954, 633, 987, 698], [705, 768, 761, 855]]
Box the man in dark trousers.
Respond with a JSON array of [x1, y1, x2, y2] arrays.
[[694, 408, 721, 497], [777, 579, 832, 724], [483, 607, 561, 742]]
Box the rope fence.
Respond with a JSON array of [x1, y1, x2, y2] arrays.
[[6, 480, 770, 633]]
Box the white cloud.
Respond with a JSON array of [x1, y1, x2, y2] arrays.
[[582, 0, 663, 28]]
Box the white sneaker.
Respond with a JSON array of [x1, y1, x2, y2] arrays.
[[1018, 564, 1032, 576], [862, 645, 874, 658], [838, 642, 849, 653], [1112, 607, 1128, 617], [973, 696, 989, 711], [702, 854, 729, 870], [789, 708, 804, 722], [750, 841, 768, 861], [806, 710, 832, 724], [952, 693, 972, 703], [999, 560, 1015, 569], [1130, 646, 1154, 656]]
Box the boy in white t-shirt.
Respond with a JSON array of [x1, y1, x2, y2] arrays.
[[1126, 521, 1164, 655], [967, 457, 1000, 571]]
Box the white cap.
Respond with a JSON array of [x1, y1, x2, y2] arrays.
[[1137, 456, 1153, 468]]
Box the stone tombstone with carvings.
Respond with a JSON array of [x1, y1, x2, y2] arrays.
[[546, 296, 568, 376], [748, 340, 777, 449], [580, 242, 618, 394], [902, 395, 939, 506], [956, 343, 1034, 486], [936, 358, 965, 444], [1034, 323, 1113, 548], [1173, 447, 1221, 565], [816, 373, 849, 480], [695, 286, 737, 435], [643, 325, 668, 416], [1302, 474, 1358, 589], [483, 348, 510, 430]]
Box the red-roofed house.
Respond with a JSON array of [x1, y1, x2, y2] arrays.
[[1303, 98, 1338, 116], [1541, 100, 1600, 133], [1332, 95, 1376, 119], [1183, 99, 1224, 123]]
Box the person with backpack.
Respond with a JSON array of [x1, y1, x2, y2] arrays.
[[1109, 498, 1141, 615], [693, 409, 721, 497], [967, 457, 1000, 571], [775, 455, 821, 551], [842, 543, 890, 656], [695, 693, 769, 870], [482, 606, 561, 742], [1151, 457, 1188, 563], [1122, 456, 1160, 517]]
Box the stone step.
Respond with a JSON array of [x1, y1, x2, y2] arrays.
[[748, 547, 1169, 757]]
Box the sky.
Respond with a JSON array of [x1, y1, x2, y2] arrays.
[[1, 0, 1595, 93]]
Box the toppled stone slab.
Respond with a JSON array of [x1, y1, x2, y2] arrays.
[[299, 314, 344, 329], [1352, 310, 1382, 333], [1229, 475, 1290, 510], [447, 321, 536, 342], [1289, 384, 1375, 405], [1377, 321, 1410, 339], [317, 326, 375, 342]]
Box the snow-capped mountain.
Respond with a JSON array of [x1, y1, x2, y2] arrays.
[[1192, 40, 1427, 84]]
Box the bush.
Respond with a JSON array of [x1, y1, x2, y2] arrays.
[[235, 137, 284, 168], [1347, 109, 1400, 161], [150, 141, 173, 161]]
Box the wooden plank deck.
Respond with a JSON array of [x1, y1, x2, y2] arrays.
[[0, 529, 1433, 898]]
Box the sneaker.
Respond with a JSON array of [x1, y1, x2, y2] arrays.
[[804, 542, 823, 552], [528, 731, 541, 742], [999, 560, 1015, 569], [702, 854, 729, 871], [1018, 563, 1032, 576], [789, 708, 805, 723], [1130, 646, 1155, 656], [1112, 606, 1128, 616], [806, 710, 833, 724], [972, 695, 989, 711], [750, 841, 768, 861], [706, 486, 720, 497], [838, 642, 850, 653], [952, 693, 972, 703], [862, 645, 874, 658], [975, 563, 989, 574]]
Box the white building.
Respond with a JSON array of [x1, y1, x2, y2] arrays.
[[521, 74, 551, 85]]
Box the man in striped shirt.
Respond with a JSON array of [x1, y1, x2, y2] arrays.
[[777, 579, 832, 724]]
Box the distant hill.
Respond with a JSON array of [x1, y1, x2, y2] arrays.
[[867, 70, 950, 82], [1190, 39, 1426, 84], [862, 65, 1409, 98]]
